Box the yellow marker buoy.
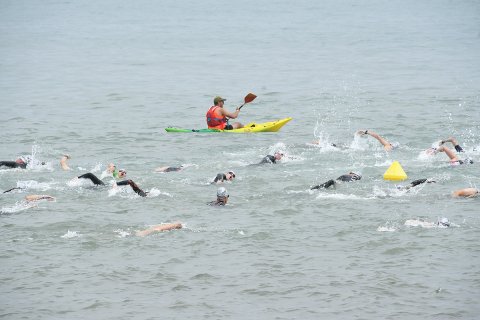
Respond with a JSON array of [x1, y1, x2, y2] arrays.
[[383, 161, 407, 181]]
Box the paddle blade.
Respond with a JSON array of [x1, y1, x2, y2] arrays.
[[244, 93, 257, 104]]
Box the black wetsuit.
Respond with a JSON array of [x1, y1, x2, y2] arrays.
[[0, 161, 27, 169], [208, 199, 227, 206], [410, 178, 428, 187], [3, 187, 24, 194], [311, 173, 362, 190], [212, 173, 227, 183], [78, 173, 147, 197], [259, 155, 276, 164], [163, 167, 182, 172], [395, 178, 435, 191], [452, 144, 473, 163]]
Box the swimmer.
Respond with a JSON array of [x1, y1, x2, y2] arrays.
[[212, 171, 236, 184], [440, 137, 465, 153], [155, 165, 184, 173], [311, 172, 362, 190], [60, 154, 71, 170], [259, 151, 284, 164], [25, 195, 55, 202], [397, 178, 436, 191], [208, 187, 229, 206], [427, 145, 473, 165], [405, 217, 451, 228], [0, 155, 46, 169], [3, 187, 24, 194], [136, 222, 183, 237], [74, 169, 148, 197], [452, 188, 479, 198], [356, 130, 397, 151]]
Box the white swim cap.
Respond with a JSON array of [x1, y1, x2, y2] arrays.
[[217, 187, 228, 197], [438, 217, 450, 227]]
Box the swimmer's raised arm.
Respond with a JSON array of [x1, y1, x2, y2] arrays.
[[60, 154, 71, 171], [436, 146, 459, 162], [441, 137, 464, 152], [116, 179, 148, 197], [357, 129, 393, 151]]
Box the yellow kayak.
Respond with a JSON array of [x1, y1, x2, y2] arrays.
[[165, 117, 292, 133]]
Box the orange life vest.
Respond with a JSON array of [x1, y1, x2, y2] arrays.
[[206, 106, 227, 129]]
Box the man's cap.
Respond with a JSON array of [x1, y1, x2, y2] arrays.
[[214, 96, 226, 104], [217, 187, 228, 197], [228, 171, 235, 178]]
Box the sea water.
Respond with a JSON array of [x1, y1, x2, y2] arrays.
[[1, 0, 479, 319]]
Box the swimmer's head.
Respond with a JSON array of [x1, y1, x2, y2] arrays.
[[356, 130, 368, 137], [118, 169, 127, 177], [349, 172, 362, 180], [425, 148, 437, 155], [227, 171, 235, 180], [274, 151, 284, 160], [217, 187, 229, 198], [438, 217, 450, 227]]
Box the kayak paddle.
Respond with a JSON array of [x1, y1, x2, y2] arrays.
[[238, 93, 257, 110]]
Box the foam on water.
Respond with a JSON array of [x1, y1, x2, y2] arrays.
[[61, 230, 82, 238], [0, 201, 37, 214]]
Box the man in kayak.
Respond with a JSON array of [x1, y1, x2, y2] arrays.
[[208, 187, 229, 206], [206, 96, 243, 130], [311, 172, 362, 189], [212, 171, 236, 184], [259, 151, 284, 164]]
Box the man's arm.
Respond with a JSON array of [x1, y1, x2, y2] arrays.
[[436, 146, 459, 161], [220, 107, 240, 119], [364, 130, 392, 151]]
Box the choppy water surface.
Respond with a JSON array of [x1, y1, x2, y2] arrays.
[[1, 0, 479, 319]]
